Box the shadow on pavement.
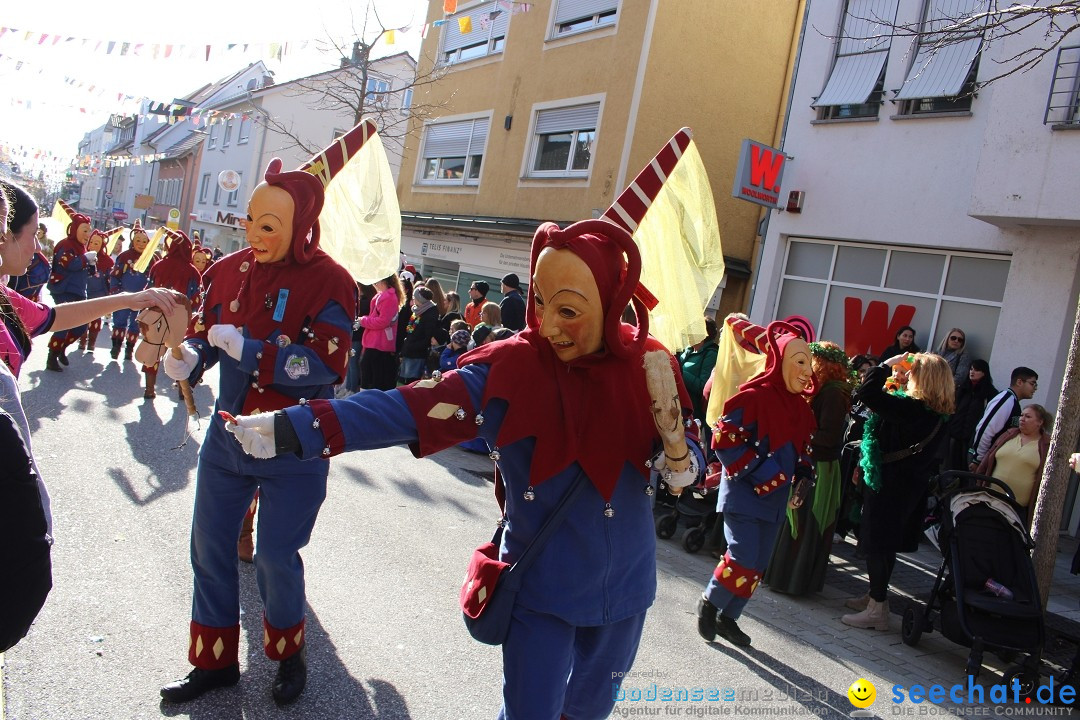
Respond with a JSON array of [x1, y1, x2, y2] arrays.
[[109, 400, 199, 505], [159, 565, 412, 719]]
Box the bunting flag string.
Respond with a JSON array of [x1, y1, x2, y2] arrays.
[[424, 1, 531, 38]]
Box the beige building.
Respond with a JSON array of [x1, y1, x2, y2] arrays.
[[397, 0, 805, 318]]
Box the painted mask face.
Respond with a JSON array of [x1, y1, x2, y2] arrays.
[[132, 230, 149, 253], [87, 234, 104, 252], [246, 183, 294, 264], [192, 252, 208, 272], [76, 221, 91, 245], [782, 337, 813, 394], [532, 247, 604, 362]]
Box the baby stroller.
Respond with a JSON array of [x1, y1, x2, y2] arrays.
[[902, 470, 1043, 692], [654, 460, 721, 554]]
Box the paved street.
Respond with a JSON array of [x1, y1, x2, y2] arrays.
[[2, 338, 1078, 719]]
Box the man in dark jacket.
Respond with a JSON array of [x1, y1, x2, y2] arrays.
[[968, 366, 1037, 469], [500, 273, 526, 331]]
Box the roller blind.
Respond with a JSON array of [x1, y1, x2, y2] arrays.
[[442, 2, 510, 53], [423, 119, 489, 158], [535, 103, 600, 135], [554, 0, 619, 24]]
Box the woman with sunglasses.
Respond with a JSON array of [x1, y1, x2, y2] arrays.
[[933, 327, 971, 386]]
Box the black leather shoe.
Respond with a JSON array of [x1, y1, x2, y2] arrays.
[[716, 614, 752, 647], [160, 664, 240, 703], [272, 646, 307, 706], [697, 596, 718, 641]]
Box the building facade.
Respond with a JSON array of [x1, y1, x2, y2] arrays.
[[398, 0, 804, 312], [750, 1, 1080, 529]]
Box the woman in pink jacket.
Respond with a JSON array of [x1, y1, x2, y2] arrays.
[[358, 273, 405, 390]]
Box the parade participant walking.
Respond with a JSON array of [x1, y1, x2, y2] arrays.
[[45, 201, 96, 371], [78, 230, 116, 353], [765, 341, 852, 596], [226, 218, 704, 720], [8, 248, 49, 301], [697, 317, 816, 647], [143, 228, 201, 399], [159, 125, 366, 707], [108, 220, 155, 361]]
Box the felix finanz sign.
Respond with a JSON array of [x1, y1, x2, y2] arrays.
[[732, 138, 788, 209]]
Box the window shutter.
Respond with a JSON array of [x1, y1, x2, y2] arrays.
[[554, 0, 618, 25], [442, 2, 500, 53], [813, 0, 899, 106], [896, 0, 989, 99], [423, 119, 490, 158], [535, 103, 600, 135]]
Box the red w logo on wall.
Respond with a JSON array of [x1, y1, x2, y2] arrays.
[[749, 145, 785, 194], [844, 297, 916, 358], [731, 139, 787, 209]]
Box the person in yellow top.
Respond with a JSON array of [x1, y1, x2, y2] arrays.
[[976, 404, 1052, 528]]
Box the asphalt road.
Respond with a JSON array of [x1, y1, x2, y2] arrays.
[[2, 341, 897, 720]]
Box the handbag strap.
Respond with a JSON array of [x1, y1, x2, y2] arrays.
[[500, 469, 589, 587], [881, 417, 943, 464]]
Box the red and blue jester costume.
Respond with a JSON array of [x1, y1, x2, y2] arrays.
[[45, 203, 94, 369], [141, 229, 203, 399], [229, 219, 706, 719], [159, 153, 357, 706], [698, 319, 816, 647]]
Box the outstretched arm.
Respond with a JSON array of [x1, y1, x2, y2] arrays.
[[49, 288, 180, 333]]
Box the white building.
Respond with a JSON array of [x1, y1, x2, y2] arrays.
[[190, 52, 416, 253], [751, 0, 1080, 529]]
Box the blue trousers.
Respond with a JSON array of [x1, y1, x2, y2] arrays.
[[112, 307, 140, 337], [190, 426, 328, 632], [703, 510, 784, 620], [49, 292, 87, 348], [497, 606, 646, 720]]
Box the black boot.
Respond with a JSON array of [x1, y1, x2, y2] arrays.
[[716, 614, 752, 647], [696, 595, 718, 642], [160, 664, 240, 703], [111, 337, 122, 360], [124, 342, 134, 361], [272, 645, 307, 706], [58, 345, 70, 366], [46, 350, 63, 372]]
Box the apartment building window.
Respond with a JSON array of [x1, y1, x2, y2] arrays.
[[552, 0, 618, 37], [894, 0, 989, 115], [199, 173, 211, 202], [1044, 45, 1080, 126], [207, 125, 217, 150], [529, 103, 598, 177], [401, 87, 413, 115], [238, 117, 251, 144], [227, 172, 242, 207], [813, 0, 899, 120], [366, 77, 391, 108], [419, 117, 489, 185], [441, 2, 509, 64], [213, 182, 222, 205], [223, 118, 234, 147]]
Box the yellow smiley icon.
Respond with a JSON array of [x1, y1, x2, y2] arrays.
[[847, 678, 876, 709]]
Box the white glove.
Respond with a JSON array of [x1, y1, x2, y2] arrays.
[[163, 343, 199, 381], [83, 250, 98, 265], [208, 324, 245, 362], [227, 413, 277, 459], [651, 450, 699, 489]]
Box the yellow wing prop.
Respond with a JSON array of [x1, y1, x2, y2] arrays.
[[704, 315, 767, 427], [603, 128, 725, 353], [133, 227, 165, 274]]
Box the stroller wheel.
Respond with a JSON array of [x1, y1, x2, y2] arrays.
[[655, 514, 678, 540], [1002, 666, 1038, 701], [901, 606, 923, 647], [682, 526, 706, 554]]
